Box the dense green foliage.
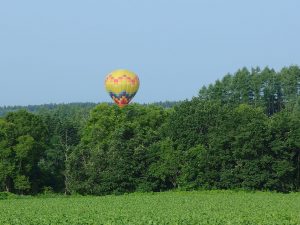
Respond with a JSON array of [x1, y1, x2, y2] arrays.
[[0, 191, 299, 225], [199, 66, 300, 115], [0, 65, 299, 195], [68, 104, 170, 194]]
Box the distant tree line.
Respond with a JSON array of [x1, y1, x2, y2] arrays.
[[0, 103, 97, 117], [0, 102, 179, 117], [0, 66, 299, 195]]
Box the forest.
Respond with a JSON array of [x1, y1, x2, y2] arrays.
[[0, 65, 299, 195]]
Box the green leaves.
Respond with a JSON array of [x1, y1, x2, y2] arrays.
[[0, 110, 48, 194], [14, 175, 30, 193], [198, 66, 300, 115], [14, 135, 34, 160], [68, 104, 169, 195]]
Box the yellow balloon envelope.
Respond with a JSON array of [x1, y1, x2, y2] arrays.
[[104, 69, 140, 107]]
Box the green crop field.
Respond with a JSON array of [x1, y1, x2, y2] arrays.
[[0, 191, 299, 225]]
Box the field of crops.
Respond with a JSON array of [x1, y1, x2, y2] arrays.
[[0, 190, 299, 225]]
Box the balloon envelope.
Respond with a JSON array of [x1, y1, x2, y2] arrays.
[[105, 69, 140, 107]]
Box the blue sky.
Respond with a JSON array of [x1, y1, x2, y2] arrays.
[[0, 0, 299, 106]]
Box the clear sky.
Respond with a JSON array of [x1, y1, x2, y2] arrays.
[[0, 0, 299, 106]]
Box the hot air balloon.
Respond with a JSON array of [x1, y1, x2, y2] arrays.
[[105, 69, 140, 108]]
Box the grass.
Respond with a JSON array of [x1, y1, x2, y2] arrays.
[[0, 190, 299, 225]]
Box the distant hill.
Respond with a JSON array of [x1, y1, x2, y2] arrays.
[[0, 101, 181, 117], [0, 102, 97, 117]]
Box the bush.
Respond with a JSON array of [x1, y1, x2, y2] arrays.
[[0, 192, 18, 200]]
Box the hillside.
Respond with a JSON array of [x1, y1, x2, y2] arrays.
[[0, 66, 299, 195]]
